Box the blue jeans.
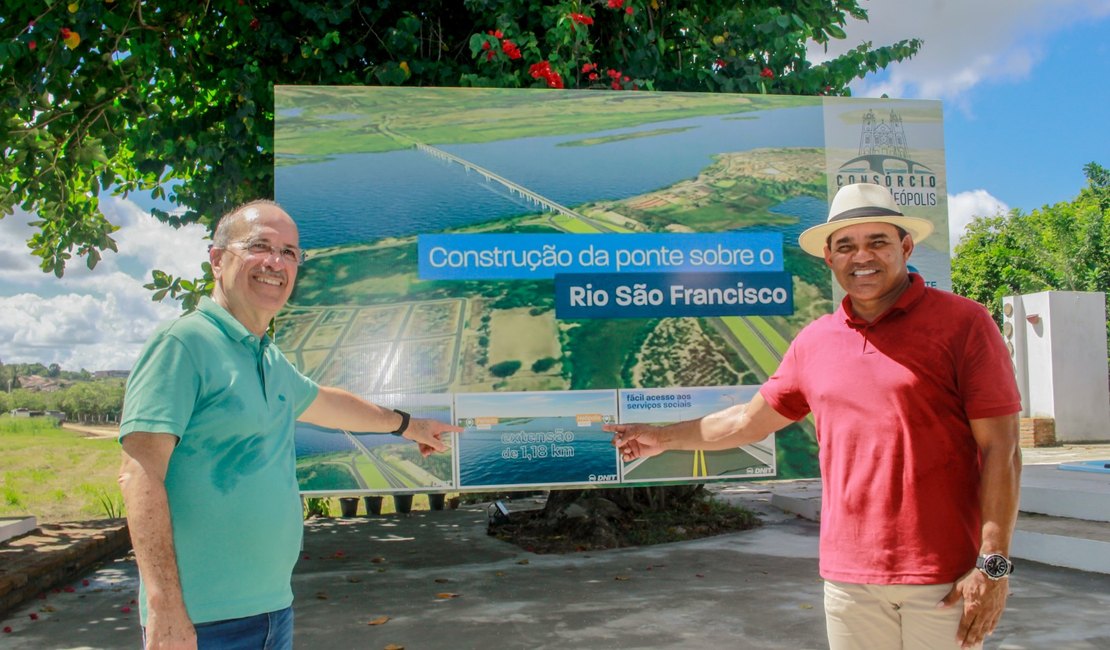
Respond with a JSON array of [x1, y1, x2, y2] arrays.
[[145, 606, 294, 650]]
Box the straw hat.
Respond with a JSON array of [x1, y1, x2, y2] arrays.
[[798, 183, 934, 257]]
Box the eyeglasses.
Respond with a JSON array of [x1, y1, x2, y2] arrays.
[[224, 239, 307, 266]]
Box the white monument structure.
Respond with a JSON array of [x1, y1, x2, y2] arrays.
[[1001, 291, 1110, 442]]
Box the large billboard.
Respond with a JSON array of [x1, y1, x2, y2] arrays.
[[274, 87, 948, 495]]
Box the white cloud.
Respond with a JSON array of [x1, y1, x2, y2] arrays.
[[0, 200, 209, 371], [811, 0, 1110, 107], [947, 190, 1010, 251]]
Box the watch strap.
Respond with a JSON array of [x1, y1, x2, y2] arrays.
[[390, 409, 410, 436]]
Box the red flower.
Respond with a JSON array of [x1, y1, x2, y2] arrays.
[[501, 39, 521, 60], [481, 41, 490, 51], [606, 68, 621, 79], [28, 40, 36, 51], [29, 613, 38, 621], [607, 0, 624, 8], [570, 13, 593, 26], [612, 81, 621, 90], [581, 62, 595, 73], [622, 75, 630, 82], [547, 72, 564, 88], [715, 58, 725, 68], [760, 67, 774, 79], [487, 29, 503, 39], [60, 27, 71, 38], [588, 72, 598, 80], [529, 61, 552, 79], [3, 626, 11, 633], [626, 6, 634, 14], [249, 18, 260, 30], [486, 50, 495, 61]]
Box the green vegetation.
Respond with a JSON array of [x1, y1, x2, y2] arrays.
[[558, 127, 695, 148], [0, 362, 126, 423], [1, 0, 919, 299], [721, 317, 781, 377], [489, 360, 523, 378], [564, 319, 657, 389], [296, 457, 361, 491], [0, 416, 123, 522], [953, 162, 1110, 361], [774, 421, 821, 479], [532, 357, 558, 373]]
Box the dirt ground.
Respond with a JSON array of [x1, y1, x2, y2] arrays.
[[61, 423, 119, 439]]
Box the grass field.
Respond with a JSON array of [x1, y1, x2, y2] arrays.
[[0, 416, 123, 523]]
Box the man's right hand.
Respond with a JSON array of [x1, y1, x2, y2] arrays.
[[604, 423, 668, 461], [144, 608, 197, 650]]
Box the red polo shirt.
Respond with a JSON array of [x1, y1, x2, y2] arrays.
[[760, 274, 1021, 584]]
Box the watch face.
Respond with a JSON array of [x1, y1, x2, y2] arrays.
[[983, 554, 1010, 578]]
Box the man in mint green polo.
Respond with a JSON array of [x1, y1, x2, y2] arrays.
[[118, 200, 460, 649]]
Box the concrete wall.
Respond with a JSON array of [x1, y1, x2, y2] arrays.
[[1002, 291, 1110, 442]]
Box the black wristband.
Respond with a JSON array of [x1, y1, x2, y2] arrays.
[[390, 409, 410, 436]]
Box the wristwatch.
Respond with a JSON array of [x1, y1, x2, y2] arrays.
[[390, 409, 410, 436], [975, 553, 1015, 580]]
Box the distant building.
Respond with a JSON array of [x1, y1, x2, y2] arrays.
[[8, 408, 65, 423], [93, 370, 130, 379]]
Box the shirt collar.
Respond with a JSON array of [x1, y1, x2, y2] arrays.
[[841, 272, 926, 327], [197, 296, 270, 347]]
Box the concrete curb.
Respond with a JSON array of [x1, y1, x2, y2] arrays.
[[0, 520, 131, 615]]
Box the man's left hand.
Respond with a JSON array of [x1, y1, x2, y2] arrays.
[[402, 418, 462, 457], [939, 569, 1010, 649]]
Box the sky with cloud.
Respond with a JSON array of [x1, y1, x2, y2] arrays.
[[0, 200, 209, 371], [2, 0, 1108, 371]]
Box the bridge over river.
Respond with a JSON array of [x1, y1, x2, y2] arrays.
[[413, 142, 590, 221]]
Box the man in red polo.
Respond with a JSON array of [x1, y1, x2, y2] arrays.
[[606, 183, 1022, 650]]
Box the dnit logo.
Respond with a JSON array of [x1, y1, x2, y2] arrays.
[[835, 109, 938, 208]]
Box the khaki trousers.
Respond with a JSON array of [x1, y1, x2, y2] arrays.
[[824, 580, 980, 650]]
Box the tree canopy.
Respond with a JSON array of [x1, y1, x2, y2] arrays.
[[952, 162, 1110, 353], [2, 0, 920, 294]]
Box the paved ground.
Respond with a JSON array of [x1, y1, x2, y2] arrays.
[[2, 444, 1109, 649], [2, 480, 1110, 649]]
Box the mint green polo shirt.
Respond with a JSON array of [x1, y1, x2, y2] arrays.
[[120, 297, 318, 625]]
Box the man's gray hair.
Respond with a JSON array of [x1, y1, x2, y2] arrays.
[[212, 199, 283, 248]]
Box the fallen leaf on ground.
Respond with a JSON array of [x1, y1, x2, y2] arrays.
[[614, 575, 630, 581], [516, 559, 530, 565], [347, 577, 362, 583], [371, 556, 386, 564], [315, 592, 329, 600], [384, 644, 404, 650], [434, 578, 450, 583], [368, 616, 390, 626], [435, 592, 459, 599]]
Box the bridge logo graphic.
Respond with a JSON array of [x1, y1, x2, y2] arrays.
[[833, 109, 939, 208]]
